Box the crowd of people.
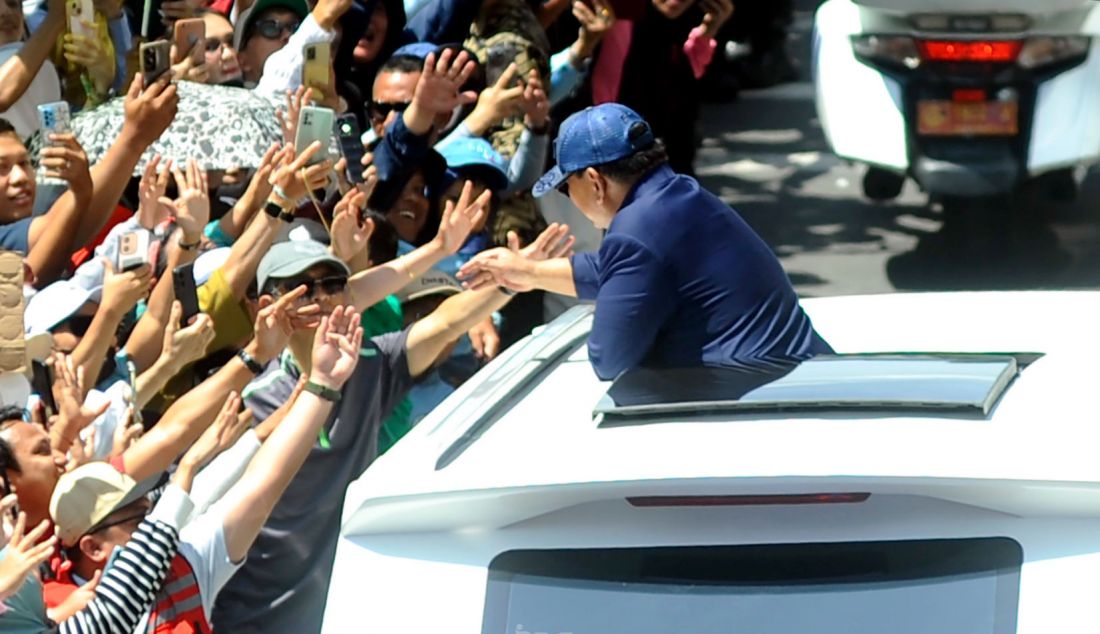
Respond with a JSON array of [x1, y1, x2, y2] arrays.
[[0, 0, 807, 630]]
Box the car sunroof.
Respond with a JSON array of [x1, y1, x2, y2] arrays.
[[594, 354, 1032, 424]]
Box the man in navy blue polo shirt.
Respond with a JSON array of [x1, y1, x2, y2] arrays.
[[459, 103, 831, 381]]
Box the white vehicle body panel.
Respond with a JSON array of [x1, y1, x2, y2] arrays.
[[322, 292, 1100, 633]]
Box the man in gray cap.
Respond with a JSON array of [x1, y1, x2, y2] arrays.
[[212, 236, 518, 633]]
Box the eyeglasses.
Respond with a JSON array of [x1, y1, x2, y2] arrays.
[[204, 35, 234, 53], [276, 275, 348, 301], [252, 18, 300, 40], [368, 100, 411, 124], [88, 510, 148, 535]]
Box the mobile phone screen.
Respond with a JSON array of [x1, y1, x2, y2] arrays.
[[336, 115, 365, 184]]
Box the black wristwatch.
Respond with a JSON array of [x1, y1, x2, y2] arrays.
[[303, 380, 342, 402], [236, 349, 265, 375], [264, 199, 284, 219]]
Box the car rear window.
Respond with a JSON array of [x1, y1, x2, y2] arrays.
[[483, 538, 1021, 634]]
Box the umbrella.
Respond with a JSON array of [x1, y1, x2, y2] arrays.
[[32, 81, 283, 176]]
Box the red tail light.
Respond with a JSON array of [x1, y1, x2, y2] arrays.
[[918, 40, 1023, 63], [628, 493, 871, 507]]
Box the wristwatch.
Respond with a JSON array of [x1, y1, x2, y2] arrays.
[[264, 199, 284, 219], [236, 349, 265, 375], [303, 380, 342, 403]]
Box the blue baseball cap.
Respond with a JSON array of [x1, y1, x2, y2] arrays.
[[440, 137, 509, 192], [532, 103, 656, 198], [392, 42, 439, 61]]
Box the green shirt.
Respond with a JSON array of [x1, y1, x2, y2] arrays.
[[361, 296, 412, 456]]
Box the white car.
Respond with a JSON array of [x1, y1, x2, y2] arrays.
[[323, 292, 1100, 634]]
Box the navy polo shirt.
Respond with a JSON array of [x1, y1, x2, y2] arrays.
[[571, 164, 831, 380]]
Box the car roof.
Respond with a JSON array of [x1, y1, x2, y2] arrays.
[[342, 291, 1100, 534]]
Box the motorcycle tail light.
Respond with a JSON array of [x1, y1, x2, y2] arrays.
[[917, 40, 1023, 63], [1018, 36, 1091, 69], [851, 35, 921, 70]]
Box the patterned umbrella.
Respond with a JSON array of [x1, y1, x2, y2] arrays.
[[32, 81, 283, 176]]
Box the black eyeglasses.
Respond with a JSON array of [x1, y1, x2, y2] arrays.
[[369, 100, 411, 123], [276, 275, 348, 301], [252, 18, 300, 40]]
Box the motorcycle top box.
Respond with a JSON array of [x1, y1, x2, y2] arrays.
[[813, 0, 1100, 201]]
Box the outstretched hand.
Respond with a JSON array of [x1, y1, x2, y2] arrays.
[[432, 180, 490, 255], [330, 187, 376, 264], [137, 154, 174, 230], [0, 513, 57, 601], [309, 305, 363, 391], [405, 48, 478, 135], [457, 223, 574, 292], [247, 285, 321, 363]]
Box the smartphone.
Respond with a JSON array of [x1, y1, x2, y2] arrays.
[[335, 114, 365, 185], [172, 263, 200, 328], [295, 106, 335, 166], [301, 42, 331, 100], [173, 18, 205, 66], [66, 0, 95, 41], [30, 361, 56, 419], [140, 40, 172, 86], [37, 102, 71, 146], [117, 231, 151, 272]]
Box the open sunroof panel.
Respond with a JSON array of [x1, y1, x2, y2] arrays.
[[594, 354, 1024, 423]]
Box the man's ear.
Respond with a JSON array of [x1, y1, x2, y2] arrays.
[[583, 167, 605, 202], [78, 533, 110, 565]]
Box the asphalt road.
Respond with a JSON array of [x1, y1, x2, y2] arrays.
[[696, 2, 1100, 298]]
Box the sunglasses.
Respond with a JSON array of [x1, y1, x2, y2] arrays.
[[369, 100, 411, 123], [277, 275, 348, 301], [252, 18, 300, 40]]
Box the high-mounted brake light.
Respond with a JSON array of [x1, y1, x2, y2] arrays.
[[918, 40, 1023, 63], [628, 493, 871, 507]]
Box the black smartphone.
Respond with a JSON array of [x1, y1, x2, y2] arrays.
[[30, 360, 57, 418], [335, 114, 366, 185], [173, 263, 200, 328]]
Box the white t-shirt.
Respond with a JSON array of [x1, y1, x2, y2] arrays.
[[0, 41, 61, 140]]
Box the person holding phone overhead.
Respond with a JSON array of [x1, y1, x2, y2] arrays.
[[459, 104, 833, 381]]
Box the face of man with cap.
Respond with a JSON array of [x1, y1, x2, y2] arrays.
[[239, 7, 300, 84], [69, 496, 151, 578]]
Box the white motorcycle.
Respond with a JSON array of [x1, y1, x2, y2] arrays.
[[813, 0, 1100, 203]]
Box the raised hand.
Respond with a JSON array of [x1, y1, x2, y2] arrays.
[[573, 0, 616, 60], [464, 63, 524, 135], [137, 154, 174, 230], [50, 353, 110, 436], [0, 494, 18, 550], [519, 223, 575, 260], [0, 513, 57, 601], [268, 142, 332, 206], [239, 143, 280, 211], [101, 258, 154, 315], [520, 69, 550, 130], [246, 284, 318, 364], [162, 300, 217, 368], [329, 187, 376, 265], [179, 391, 252, 471], [699, 0, 734, 38], [123, 74, 179, 147], [432, 180, 490, 255], [457, 223, 574, 292], [309, 305, 363, 391], [405, 48, 478, 135], [276, 86, 312, 147], [164, 158, 210, 243], [63, 30, 115, 96], [40, 132, 92, 197], [170, 40, 210, 83], [110, 408, 143, 459]]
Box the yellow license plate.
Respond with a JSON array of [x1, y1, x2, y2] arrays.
[[917, 100, 1019, 136]]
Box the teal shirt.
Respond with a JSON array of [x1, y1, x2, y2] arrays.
[[0, 547, 50, 633]]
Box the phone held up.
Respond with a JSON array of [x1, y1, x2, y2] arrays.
[[295, 106, 335, 166], [302, 42, 331, 100], [140, 40, 172, 86], [173, 18, 206, 66], [66, 0, 95, 40], [172, 263, 201, 328], [335, 114, 366, 185], [117, 231, 151, 273], [37, 102, 71, 146]]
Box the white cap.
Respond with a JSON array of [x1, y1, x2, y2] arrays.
[[24, 280, 101, 336]]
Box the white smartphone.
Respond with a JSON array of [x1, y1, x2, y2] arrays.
[[294, 106, 335, 166], [66, 0, 95, 41], [36, 102, 71, 145], [116, 231, 151, 272]]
